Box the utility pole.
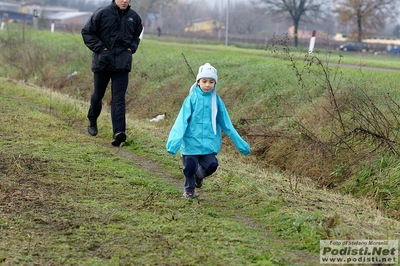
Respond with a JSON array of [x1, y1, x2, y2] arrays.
[[225, 0, 229, 46], [218, 0, 222, 41], [159, 1, 163, 28], [33, 9, 38, 31]]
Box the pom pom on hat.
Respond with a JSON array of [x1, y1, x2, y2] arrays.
[[196, 63, 218, 83]]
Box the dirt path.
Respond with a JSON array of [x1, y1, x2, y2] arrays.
[[0, 81, 320, 265], [104, 130, 319, 264], [115, 148, 183, 190]]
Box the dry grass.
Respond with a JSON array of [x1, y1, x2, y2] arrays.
[[1, 77, 400, 265], [0, 27, 399, 232]]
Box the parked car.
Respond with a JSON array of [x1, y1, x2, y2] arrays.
[[339, 42, 371, 52]]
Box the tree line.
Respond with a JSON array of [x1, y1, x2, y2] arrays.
[[11, 0, 400, 46]]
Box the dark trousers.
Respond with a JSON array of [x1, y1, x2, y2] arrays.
[[182, 155, 219, 192], [88, 71, 129, 135]]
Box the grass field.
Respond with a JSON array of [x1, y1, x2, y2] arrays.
[[0, 78, 399, 265], [1, 26, 400, 265]]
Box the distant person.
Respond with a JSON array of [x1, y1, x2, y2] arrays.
[[393, 45, 399, 56], [166, 63, 251, 199], [387, 44, 392, 55], [157, 26, 161, 37], [81, 0, 143, 146]]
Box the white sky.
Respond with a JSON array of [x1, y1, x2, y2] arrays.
[[92, 0, 246, 8], [92, 0, 246, 9], [188, 0, 246, 8]]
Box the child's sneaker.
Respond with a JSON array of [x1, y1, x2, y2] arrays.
[[183, 191, 195, 199], [195, 176, 203, 188]]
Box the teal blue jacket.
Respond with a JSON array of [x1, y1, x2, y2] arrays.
[[166, 85, 250, 156]]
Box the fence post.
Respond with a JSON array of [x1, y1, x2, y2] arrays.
[[1, 14, 8, 30], [309, 30, 316, 54], [33, 9, 38, 31]]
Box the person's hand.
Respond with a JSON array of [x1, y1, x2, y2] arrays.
[[239, 142, 251, 156], [167, 149, 177, 155]]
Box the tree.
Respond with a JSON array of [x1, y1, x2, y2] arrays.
[[393, 24, 400, 39], [334, 0, 398, 41], [255, 0, 324, 46], [230, 3, 264, 34], [161, 1, 213, 33], [39, 0, 177, 15]]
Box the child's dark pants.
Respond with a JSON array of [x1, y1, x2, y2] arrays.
[[182, 154, 219, 193]]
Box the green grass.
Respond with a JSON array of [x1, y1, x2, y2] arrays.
[[1, 78, 399, 265], [0, 80, 300, 265], [1, 26, 400, 264]]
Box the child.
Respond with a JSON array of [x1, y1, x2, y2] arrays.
[[166, 63, 250, 198]]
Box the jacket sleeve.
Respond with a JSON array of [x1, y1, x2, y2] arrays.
[[217, 98, 250, 156], [81, 10, 105, 53], [166, 97, 192, 155], [130, 21, 143, 54]]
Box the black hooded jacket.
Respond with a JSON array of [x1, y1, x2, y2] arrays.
[[81, 1, 143, 72]]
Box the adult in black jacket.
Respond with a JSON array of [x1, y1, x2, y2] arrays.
[[82, 0, 143, 147]]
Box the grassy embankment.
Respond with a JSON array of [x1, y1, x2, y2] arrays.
[[0, 26, 399, 265]]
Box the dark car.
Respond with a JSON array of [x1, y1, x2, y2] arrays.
[[339, 42, 371, 52]]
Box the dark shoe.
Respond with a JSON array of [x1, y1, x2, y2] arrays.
[[183, 191, 195, 199], [111, 132, 127, 147], [195, 176, 203, 188], [88, 125, 98, 136]]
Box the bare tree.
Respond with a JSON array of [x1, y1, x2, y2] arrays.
[[255, 0, 324, 46], [162, 1, 213, 33], [393, 24, 400, 38], [230, 3, 264, 34], [334, 0, 398, 41]]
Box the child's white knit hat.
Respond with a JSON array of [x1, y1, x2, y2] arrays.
[[189, 63, 218, 135], [196, 63, 218, 83]]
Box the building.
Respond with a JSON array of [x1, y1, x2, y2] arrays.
[[0, 10, 33, 22], [0, 1, 20, 13], [0, 1, 90, 28], [185, 18, 224, 34], [46, 11, 91, 26], [20, 1, 42, 15]]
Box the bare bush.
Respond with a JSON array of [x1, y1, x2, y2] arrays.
[[250, 35, 400, 187], [0, 36, 47, 80]]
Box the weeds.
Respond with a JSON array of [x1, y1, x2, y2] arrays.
[[0, 26, 400, 223], [1, 74, 399, 265], [0, 27, 399, 265], [287, 172, 300, 193], [246, 34, 400, 219]]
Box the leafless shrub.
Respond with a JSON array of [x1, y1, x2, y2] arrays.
[[0, 37, 47, 80], [247, 34, 400, 188]]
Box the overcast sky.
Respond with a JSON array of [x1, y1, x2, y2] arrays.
[[92, 0, 246, 8], [90, 0, 247, 9], [198, 0, 245, 8]]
